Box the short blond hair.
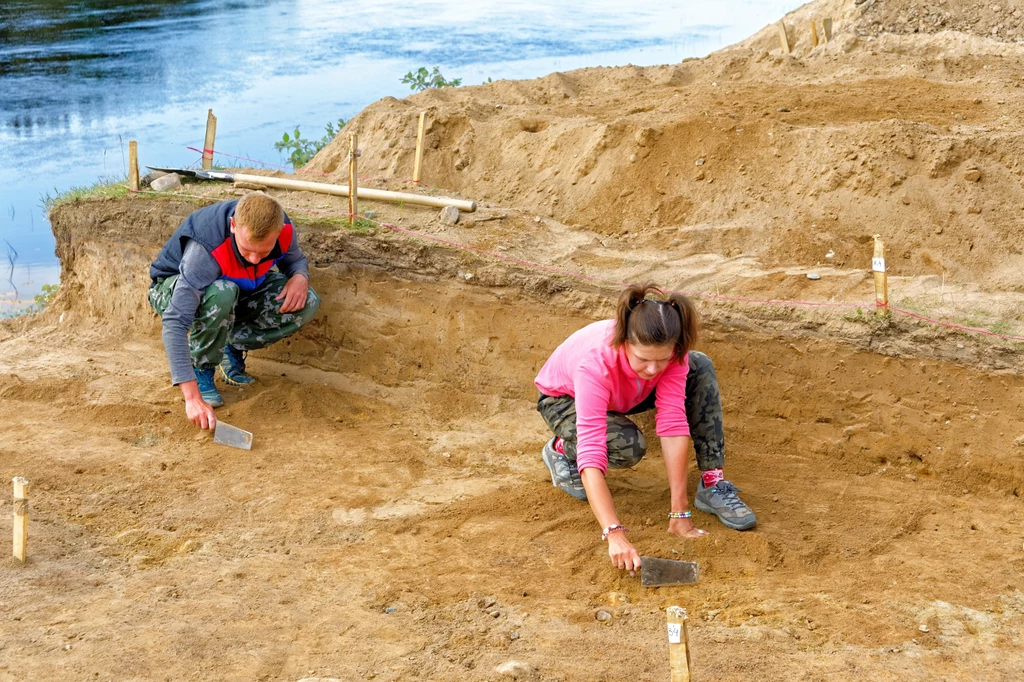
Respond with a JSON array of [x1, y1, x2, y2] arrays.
[[235, 192, 285, 240]]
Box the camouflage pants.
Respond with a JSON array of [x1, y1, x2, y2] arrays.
[[536, 351, 726, 471], [148, 271, 321, 370]]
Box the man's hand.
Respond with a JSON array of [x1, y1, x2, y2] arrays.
[[180, 379, 217, 430], [276, 274, 309, 313], [668, 516, 709, 539], [607, 530, 642, 576], [185, 397, 217, 430]]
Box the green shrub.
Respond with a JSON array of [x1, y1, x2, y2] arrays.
[[400, 66, 462, 92], [275, 117, 346, 168], [33, 283, 58, 311]]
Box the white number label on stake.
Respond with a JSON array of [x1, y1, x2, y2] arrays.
[[872, 258, 886, 273], [667, 622, 682, 644]]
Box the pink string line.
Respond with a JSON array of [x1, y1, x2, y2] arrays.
[[134, 186, 1024, 342], [888, 306, 1024, 342], [185, 145, 293, 171]]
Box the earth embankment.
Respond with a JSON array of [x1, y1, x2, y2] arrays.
[[4, 0, 1024, 678]]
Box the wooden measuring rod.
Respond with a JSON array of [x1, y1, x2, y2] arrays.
[[147, 167, 477, 212], [13, 477, 28, 562]]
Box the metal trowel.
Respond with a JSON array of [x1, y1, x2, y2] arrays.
[[213, 421, 253, 450], [640, 556, 700, 587]]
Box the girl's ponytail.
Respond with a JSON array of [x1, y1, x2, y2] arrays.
[[666, 293, 700, 359]]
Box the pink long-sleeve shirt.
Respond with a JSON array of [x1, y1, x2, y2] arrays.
[[535, 319, 690, 474]]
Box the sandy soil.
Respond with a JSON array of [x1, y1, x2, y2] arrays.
[[3, 0, 1024, 680]]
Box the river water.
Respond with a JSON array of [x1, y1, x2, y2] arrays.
[[0, 0, 803, 313]]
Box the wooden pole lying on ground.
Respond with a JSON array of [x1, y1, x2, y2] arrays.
[[873, 234, 889, 315], [128, 140, 140, 192], [413, 111, 426, 183], [823, 18, 833, 42], [666, 606, 692, 682], [810, 20, 819, 47], [777, 21, 791, 54], [193, 171, 477, 212], [13, 477, 28, 562], [202, 109, 217, 170], [348, 132, 359, 220]]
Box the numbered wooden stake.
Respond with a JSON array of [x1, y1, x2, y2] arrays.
[[348, 132, 359, 220], [413, 111, 426, 183], [13, 477, 28, 562], [666, 606, 692, 682], [823, 18, 833, 42], [202, 109, 217, 170], [128, 140, 140, 192], [777, 21, 791, 54], [873, 234, 889, 314]]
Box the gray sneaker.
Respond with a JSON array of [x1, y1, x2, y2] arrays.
[[541, 437, 588, 501], [695, 480, 757, 530]]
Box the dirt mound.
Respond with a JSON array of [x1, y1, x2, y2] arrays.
[[306, 0, 1024, 308], [856, 0, 1024, 41]]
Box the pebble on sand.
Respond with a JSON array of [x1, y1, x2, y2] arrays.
[[440, 205, 460, 224], [151, 173, 182, 192], [495, 660, 535, 678]]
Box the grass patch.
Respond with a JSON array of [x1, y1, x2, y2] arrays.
[[989, 320, 1014, 335], [842, 307, 865, 323], [893, 295, 931, 316], [42, 176, 130, 214], [955, 314, 987, 329], [300, 213, 377, 234]]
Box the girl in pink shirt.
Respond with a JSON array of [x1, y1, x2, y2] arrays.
[[535, 283, 756, 575]]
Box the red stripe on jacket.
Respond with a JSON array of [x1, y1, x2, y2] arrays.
[[209, 223, 294, 289]]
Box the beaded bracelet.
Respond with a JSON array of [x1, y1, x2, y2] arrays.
[[601, 524, 630, 541], [667, 511, 693, 519]]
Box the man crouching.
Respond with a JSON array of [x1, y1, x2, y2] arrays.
[[148, 192, 320, 430]]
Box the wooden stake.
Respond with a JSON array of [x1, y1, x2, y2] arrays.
[[666, 606, 692, 682], [128, 140, 140, 192], [777, 21, 791, 54], [413, 111, 426, 183], [823, 18, 833, 42], [873, 234, 889, 314], [13, 477, 28, 562], [202, 109, 217, 170], [348, 133, 359, 220], [810, 20, 820, 47]]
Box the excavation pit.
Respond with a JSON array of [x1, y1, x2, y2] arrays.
[[2, 190, 1023, 680]]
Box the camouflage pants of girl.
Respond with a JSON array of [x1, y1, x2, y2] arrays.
[[536, 351, 725, 472], [148, 271, 321, 370]]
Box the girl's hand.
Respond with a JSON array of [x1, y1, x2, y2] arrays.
[[668, 516, 709, 539], [607, 531, 642, 576]]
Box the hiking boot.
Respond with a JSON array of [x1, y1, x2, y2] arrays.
[[695, 479, 757, 530], [217, 345, 255, 387], [194, 367, 224, 408], [541, 437, 588, 501]]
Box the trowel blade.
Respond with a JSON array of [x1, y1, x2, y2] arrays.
[[640, 556, 700, 586], [145, 166, 235, 182], [213, 421, 253, 450], [146, 166, 201, 177]]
